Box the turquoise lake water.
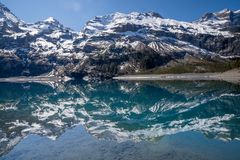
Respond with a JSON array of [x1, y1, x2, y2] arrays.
[[0, 80, 240, 160]]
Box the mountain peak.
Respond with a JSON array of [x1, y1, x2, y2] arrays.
[[218, 8, 231, 14], [194, 8, 240, 30], [84, 11, 164, 35], [125, 11, 163, 18], [97, 11, 163, 21], [0, 2, 7, 10], [44, 17, 58, 23], [144, 11, 163, 18], [0, 2, 20, 24], [35, 16, 63, 28], [198, 8, 239, 22]]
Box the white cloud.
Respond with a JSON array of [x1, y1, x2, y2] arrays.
[[64, 1, 81, 12]]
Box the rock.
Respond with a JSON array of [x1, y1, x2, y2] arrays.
[[0, 2, 240, 79]]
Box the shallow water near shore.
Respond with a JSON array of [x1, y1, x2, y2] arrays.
[[0, 80, 240, 160]]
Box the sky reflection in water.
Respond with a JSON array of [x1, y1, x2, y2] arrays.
[[0, 80, 240, 159]]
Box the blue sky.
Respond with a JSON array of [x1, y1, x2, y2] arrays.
[[1, 0, 240, 31]]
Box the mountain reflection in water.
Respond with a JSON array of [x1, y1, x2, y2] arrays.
[[0, 80, 240, 156]]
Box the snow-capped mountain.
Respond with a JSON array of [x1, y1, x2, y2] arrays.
[[196, 9, 240, 31], [83, 11, 231, 37], [73, 10, 240, 78], [0, 2, 81, 77], [0, 2, 24, 40], [0, 2, 240, 79]]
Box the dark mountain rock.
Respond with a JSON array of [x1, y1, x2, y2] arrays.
[[0, 2, 240, 79]]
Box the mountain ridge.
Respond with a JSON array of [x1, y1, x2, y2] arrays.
[[0, 2, 240, 80]]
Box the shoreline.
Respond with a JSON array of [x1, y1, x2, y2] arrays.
[[113, 69, 240, 84], [0, 69, 239, 84], [0, 76, 72, 83]]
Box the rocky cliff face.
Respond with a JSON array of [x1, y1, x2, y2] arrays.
[[0, 2, 240, 79]]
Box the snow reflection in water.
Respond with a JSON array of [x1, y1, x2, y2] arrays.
[[0, 80, 240, 156]]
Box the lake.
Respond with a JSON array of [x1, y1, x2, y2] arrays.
[[0, 80, 240, 160]]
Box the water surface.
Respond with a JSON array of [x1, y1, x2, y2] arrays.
[[0, 80, 240, 160]]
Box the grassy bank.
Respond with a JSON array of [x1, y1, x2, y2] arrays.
[[140, 59, 240, 74]]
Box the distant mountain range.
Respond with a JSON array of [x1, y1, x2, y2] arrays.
[[0, 2, 240, 79]]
